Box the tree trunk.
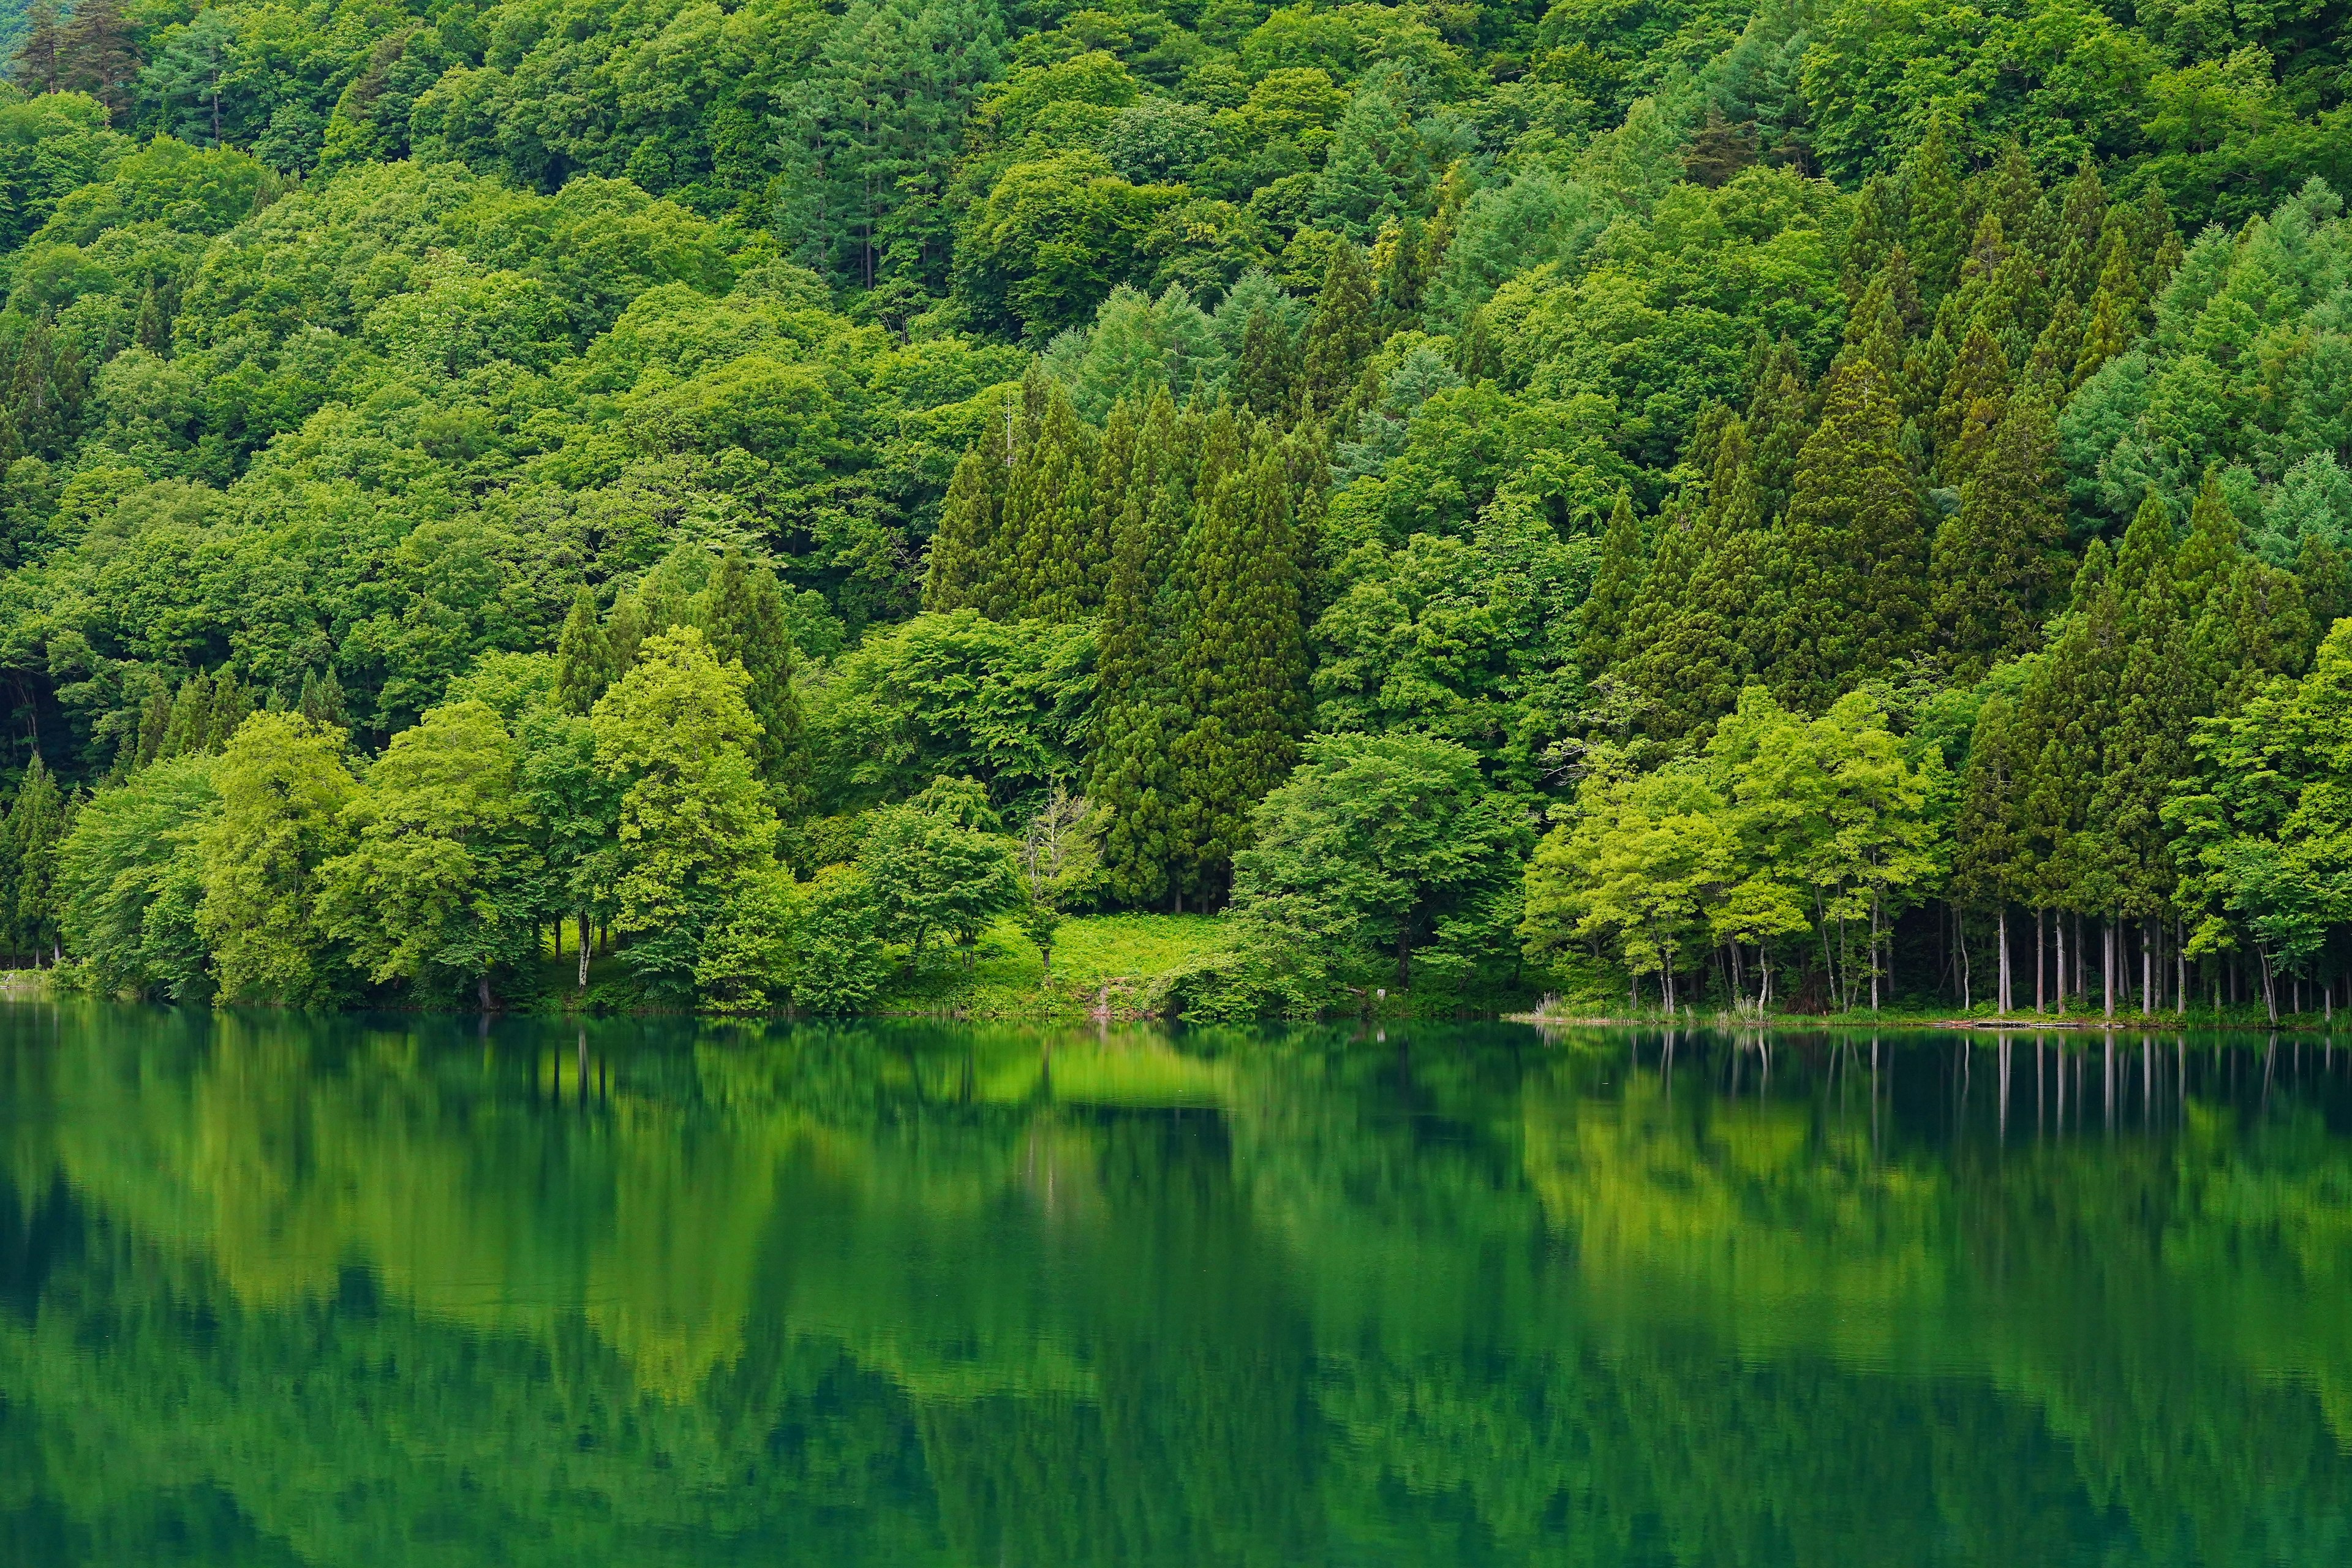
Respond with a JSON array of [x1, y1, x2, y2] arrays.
[[577, 910, 592, 989], [1998, 906, 2010, 1014], [478, 973, 494, 1012], [2037, 908, 2046, 1014], [2103, 919, 2115, 1020]]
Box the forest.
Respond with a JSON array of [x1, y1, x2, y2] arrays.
[[0, 0, 2345, 1016]]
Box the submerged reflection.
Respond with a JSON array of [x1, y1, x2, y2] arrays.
[[1, 1007, 2349, 1566]]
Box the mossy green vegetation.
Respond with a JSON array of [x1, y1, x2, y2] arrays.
[[0, 0, 2345, 1017]]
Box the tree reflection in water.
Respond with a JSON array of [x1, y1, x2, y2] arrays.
[[1, 1006, 2348, 1566]]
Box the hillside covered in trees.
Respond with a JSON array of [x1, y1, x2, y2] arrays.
[[0, 0, 2348, 1016]]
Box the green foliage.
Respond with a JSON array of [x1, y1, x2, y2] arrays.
[[57, 752, 217, 998], [590, 627, 782, 995], [195, 712, 356, 1005], [316, 700, 545, 1003], [1227, 731, 1532, 1004], [1, 0, 2348, 1015]]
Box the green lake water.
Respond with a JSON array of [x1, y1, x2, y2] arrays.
[[2, 1005, 2349, 1566]]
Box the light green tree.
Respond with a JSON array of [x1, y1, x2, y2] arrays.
[[316, 700, 545, 1008], [195, 712, 356, 1005], [590, 627, 782, 997]]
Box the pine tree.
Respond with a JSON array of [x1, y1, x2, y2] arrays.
[[59, 0, 139, 118], [8, 325, 83, 460], [700, 550, 813, 821], [6, 753, 66, 963], [1302, 242, 1378, 418], [1932, 392, 2062, 679], [924, 435, 1008, 612], [1091, 390, 1195, 907], [1902, 115, 1969, 307], [205, 672, 254, 751], [132, 688, 171, 769], [12, 1, 64, 95], [555, 587, 617, 715], [1627, 420, 1771, 737], [1577, 489, 1645, 680], [2022, 293, 2082, 390], [1933, 324, 2012, 486], [1169, 409, 1307, 899], [1744, 339, 1812, 519], [296, 666, 348, 728], [1234, 309, 1300, 421], [1768, 355, 1926, 708], [134, 281, 173, 358], [604, 592, 647, 673], [1002, 377, 1098, 620], [2052, 162, 2109, 305], [162, 671, 214, 757], [1841, 175, 1904, 300]]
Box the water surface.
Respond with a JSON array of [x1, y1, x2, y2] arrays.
[[2, 1006, 2349, 1565]]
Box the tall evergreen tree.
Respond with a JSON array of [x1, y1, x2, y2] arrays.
[[1902, 115, 1969, 307], [11, 0, 64, 94], [1933, 323, 2011, 485], [556, 587, 619, 715], [5, 753, 66, 962], [1769, 356, 1926, 708], [1169, 409, 1307, 899], [1932, 391, 2062, 679], [1091, 392, 1196, 907], [1002, 377, 1099, 620], [1577, 489, 1645, 681], [699, 551, 813, 823], [924, 405, 1012, 613], [1302, 242, 1378, 417], [1627, 420, 1773, 739]]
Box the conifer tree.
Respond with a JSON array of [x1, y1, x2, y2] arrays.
[[1234, 309, 1299, 421], [1169, 409, 1306, 899], [604, 591, 647, 673], [1934, 324, 2012, 486], [925, 441, 1007, 612], [700, 551, 813, 821], [59, 0, 138, 118], [2052, 162, 2109, 305], [6, 753, 66, 963], [134, 282, 172, 358], [205, 674, 253, 751], [1091, 391, 1196, 906], [1933, 393, 2062, 679], [555, 587, 617, 715], [1841, 175, 1904, 300], [1902, 115, 1969, 307], [2022, 294, 2082, 390], [1627, 420, 1771, 737], [1302, 242, 1378, 417], [1577, 489, 1645, 680], [1002, 377, 1098, 620], [1744, 339, 1812, 519], [12, 0, 64, 94], [162, 672, 213, 757], [296, 666, 348, 728], [1769, 355, 1925, 709]]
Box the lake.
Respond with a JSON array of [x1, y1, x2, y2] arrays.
[[1, 1005, 2348, 1566]]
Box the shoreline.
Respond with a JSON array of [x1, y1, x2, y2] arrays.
[[1508, 1009, 2349, 1035]]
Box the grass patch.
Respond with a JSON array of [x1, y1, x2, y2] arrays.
[[874, 913, 1231, 1018]]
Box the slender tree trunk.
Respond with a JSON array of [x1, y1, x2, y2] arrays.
[[2103, 919, 2115, 1020], [2056, 916, 2067, 1014], [1998, 906, 2010, 1014], [2141, 918, 2152, 1015], [578, 910, 592, 989], [2037, 908, 2046, 1014]]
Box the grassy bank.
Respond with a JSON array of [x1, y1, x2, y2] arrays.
[[872, 913, 1232, 1019]]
